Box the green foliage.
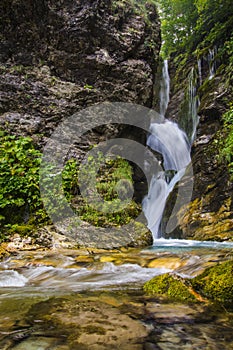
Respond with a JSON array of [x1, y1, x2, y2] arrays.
[[62, 154, 141, 227], [83, 84, 94, 90], [194, 0, 233, 46], [219, 106, 233, 180], [158, 0, 233, 59], [191, 260, 233, 305], [158, 0, 198, 58], [143, 273, 196, 302], [0, 131, 48, 239], [0, 132, 140, 240]]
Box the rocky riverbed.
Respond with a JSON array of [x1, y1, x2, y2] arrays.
[[0, 240, 232, 349]]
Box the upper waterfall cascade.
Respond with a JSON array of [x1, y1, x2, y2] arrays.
[[188, 67, 200, 143], [208, 47, 217, 79], [159, 59, 170, 117]]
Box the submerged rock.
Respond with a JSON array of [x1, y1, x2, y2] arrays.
[[24, 296, 149, 350]]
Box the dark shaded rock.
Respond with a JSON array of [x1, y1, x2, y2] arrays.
[[0, 0, 160, 142]]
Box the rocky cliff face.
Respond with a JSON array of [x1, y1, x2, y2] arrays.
[[0, 0, 161, 248], [164, 55, 233, 241], [0, 0, 160, 138]]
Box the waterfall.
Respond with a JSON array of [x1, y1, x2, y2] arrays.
[[143, 121, 191, 238], [159, 59, 170, 117], [208, 47, 217, 79], [143, 61, 198, 240], [197, 58, 202, 85], [188, 67, 199, 143]]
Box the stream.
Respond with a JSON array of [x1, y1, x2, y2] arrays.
[[0, 60, 232, 349], [0, 239, 232, 349]]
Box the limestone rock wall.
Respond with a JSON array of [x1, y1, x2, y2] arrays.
[[0, 0, 160, 139]]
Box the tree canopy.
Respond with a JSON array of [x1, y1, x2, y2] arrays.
[[157, 0, 233, 58]]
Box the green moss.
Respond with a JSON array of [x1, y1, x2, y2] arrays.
[[143, 273, 196, 302], [191, 260, 233, 305], [144, 261, 233, 306], [63, 155, 141, 227], [7, 224, 35, 236]]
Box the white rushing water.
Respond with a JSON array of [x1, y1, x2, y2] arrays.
[[143, 60, 198, 240], [143, 122, 191, 237], [197, 58, 202, 85], [188, 67, 199, 143], [208, 47, 217, 79], [160, 59, 170, 117], [149, 238, 233, 249], [0, 262, 170, 291], [0, 270, 28, 287]]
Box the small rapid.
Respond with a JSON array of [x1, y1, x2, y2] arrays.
[[0, 258, 170, 291], [0, 240, 232, 293]]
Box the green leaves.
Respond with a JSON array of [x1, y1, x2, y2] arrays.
[[158, 0, 233, 59], [158, 0, 198, 58], [220, 107, 233, 180], [0, 132, 140, 237], [0, 131, 45, 229], [61, 154, 141, 227]]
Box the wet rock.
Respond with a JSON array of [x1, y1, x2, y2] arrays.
[[52, 219, 153, 249], [161, 42, 233, 242], [147, 257, 184, 270], [177, 197, 233, 241], [25, 296, 149, 349], [0, 244, 9, 259]]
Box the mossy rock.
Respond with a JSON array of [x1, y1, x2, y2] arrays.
[[191, 260, 233, 306], [144, 261, 233, 306], [143, 273, 197, 302]]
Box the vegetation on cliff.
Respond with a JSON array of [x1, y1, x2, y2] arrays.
[[220, 106, 233, 180], [0, 131, 45, 240], [0, 130, 141, 241]]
